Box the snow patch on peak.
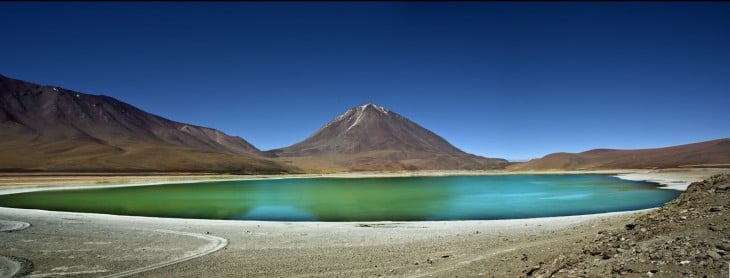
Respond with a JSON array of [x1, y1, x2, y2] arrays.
[[375, 105, 389, 114], [344, 103, 391, 132], [359, 103, 389, 114], [321, 104, 392, 132], [346, 108, 366, 132], [341, 109, 358, 121], [323, 109, 355, 129], [334, 110, 350, 121]]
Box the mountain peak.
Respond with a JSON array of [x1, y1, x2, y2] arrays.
[[338, 103, 391, 132], [272, 103, 509, 171], [357, 103, 389, 114], [328, 103, 391, 132]]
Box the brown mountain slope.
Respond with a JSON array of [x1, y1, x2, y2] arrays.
[[0, 74, 291, 173], [508, 138, 730, 171], [269, 103, 509, 172]]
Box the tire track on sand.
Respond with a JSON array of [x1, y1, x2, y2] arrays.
[[0, 220, 30, 232], [102, 229, 228, 278], [405, 234, 585, 278], [1, 220, 33, 278], [404, 248, 516, 278]]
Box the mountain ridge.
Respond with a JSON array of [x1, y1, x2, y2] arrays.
[[2, 74, 727, 173], [0, 74, 290, 173], [508, 138, 730, 171]]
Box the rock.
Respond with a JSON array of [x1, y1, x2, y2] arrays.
[[602, 252, 612, 260], [707, 250, 721, 260], [716, 242, 730, 251], [524, 264, 541, 276], [532, 175, 730, 277]]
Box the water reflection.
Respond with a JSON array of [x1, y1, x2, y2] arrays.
[[242, 205, 317, 221]]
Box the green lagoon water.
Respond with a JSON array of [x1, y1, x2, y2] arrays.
[[0, 175, 680, 221]]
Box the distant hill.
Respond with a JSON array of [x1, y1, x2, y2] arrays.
[[508, 138, 730, 171], [269, 103, 509, 171], [0, 74, 291, 173]]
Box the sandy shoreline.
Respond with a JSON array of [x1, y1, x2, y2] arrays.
[[0, 168, 718, 190], [0, 206, 650, 278], [0, 168, 728, 277]]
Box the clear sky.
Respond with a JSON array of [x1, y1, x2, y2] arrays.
[[1, 2, 728, 161]]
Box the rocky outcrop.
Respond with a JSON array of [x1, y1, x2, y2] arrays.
[[526, 174, 730, 277]]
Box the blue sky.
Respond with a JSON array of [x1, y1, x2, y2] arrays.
[[1, 2, 728, 161]]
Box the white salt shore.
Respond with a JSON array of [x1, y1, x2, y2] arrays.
[[612, 169, 722, 191]]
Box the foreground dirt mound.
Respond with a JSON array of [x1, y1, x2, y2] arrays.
[[527, 174, 730, 277]]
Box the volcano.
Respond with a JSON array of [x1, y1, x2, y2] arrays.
[[270, 103, 509, 171]]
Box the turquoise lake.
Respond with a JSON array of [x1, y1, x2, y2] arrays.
[[0, 175, 681, 221]]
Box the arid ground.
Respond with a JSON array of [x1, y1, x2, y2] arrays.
[[1, 168, 728, 277]]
